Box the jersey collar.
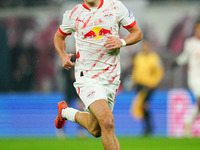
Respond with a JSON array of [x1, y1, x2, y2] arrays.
[[82, 0, 104, 11]]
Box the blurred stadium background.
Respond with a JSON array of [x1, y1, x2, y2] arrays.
[[0, 0, 200, 149]]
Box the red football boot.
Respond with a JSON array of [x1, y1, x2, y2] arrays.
[[55, 101, 68, 129]]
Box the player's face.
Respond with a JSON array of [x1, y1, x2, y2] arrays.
[[194, 23, 200, 40]]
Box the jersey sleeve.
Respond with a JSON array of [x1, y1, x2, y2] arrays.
[[117, 1, 136, 29], [59, 11, 73, 36]]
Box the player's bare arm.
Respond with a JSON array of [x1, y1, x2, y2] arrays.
[[124, 24, 143, 45], [54, 30, 75, 70], [104, 24, 143, 50]]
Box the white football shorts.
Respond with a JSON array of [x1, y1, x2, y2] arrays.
[[74, 80, 120, 112]]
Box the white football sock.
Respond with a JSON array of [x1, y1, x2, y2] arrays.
[[61, 107, 78, 122]]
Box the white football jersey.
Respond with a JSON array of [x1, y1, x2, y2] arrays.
[[59, 0, 136, 85], [177, 36, 200, 78], [177, 36, 200, 97]]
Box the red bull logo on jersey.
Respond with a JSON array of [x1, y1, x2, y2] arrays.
[[83, 26, 112, 39]]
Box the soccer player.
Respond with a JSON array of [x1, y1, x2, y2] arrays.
[[54, 0, 143, 149], [130, 40, 164, 136], [172, 20, 200, 137]]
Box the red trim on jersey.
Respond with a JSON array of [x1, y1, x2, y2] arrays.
[[82, 3, 90, 11], [59, 28, 72, 36], [98, 0, 104, 9], [82, 0, 104, 11], [123, 21, 136, 29]]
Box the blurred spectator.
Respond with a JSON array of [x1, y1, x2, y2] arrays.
[[35, 19, 58, 91], [12, 53, 34, 91], [8, 18, 37, 91], [172, 20, 200, 137], [167, 16, 192, 54], [130, 40, 164, 136], [0, 17, 59, 92]]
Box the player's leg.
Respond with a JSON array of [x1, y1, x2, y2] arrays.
[[75, 111, 101, 137], [189, 97, 200, 123], [61, 99, 120, 150], [57, 83, 120, 149], [76, 99, 88, 137], [142, 88, 154, 136], [130, 84, 145, 120], [184, 81, 200, 136], [143, 101, 150, 135], [60, 104, 101, 137], [88, 99, 120, 150], [184, 102, 199, 137]]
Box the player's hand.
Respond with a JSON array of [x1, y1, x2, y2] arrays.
[[104, 36, 123, 50], [61, 53, 75, 70]]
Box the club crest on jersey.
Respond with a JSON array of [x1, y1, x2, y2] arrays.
[[87, 90, 96, 98], [103, 12, 114, 20], [83, 26, 112, 39]]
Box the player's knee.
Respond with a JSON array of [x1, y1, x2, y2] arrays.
[[101, 117, 114, 132], [90, 127, 101, 138]]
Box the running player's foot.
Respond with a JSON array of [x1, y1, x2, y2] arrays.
[[55, 101, 68, 129]]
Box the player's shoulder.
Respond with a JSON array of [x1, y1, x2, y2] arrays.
[[186, 36, 196, 41], [63, 4, 82, 17], [113, 0, 124, 6], [184, 36, 196, 45], [104, 0, 123, 7]]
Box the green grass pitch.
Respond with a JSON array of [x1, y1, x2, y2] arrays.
[[0, 137, 199, 150]]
